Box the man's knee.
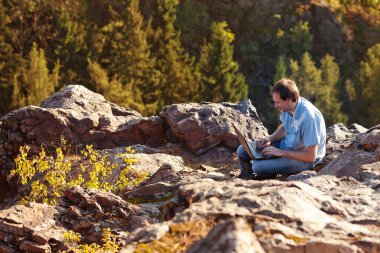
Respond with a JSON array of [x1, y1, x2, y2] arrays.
[[252, 162, 275, 177]]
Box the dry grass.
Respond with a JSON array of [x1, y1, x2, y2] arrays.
[[133, 219, 215, 253]]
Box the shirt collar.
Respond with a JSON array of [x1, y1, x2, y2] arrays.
[[286, 97, 303, 119]]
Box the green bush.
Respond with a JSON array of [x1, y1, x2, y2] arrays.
[[11, 143, 148, 205]]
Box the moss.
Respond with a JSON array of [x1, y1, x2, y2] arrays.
[[124, 192, 175, 204]]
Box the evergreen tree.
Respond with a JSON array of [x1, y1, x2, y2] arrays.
[[289, 21, 313, 61], [199, 21, 248, 102], [89, 0, 159, 114], [358, 43, 380, 126], [87, 59, 127, 107], [0, 2, 15, 113], [52, 1, 89, 86], [317, 54, 347, 126], [274, 55, 288, 82], [12, 44, 60, 108], [292, 52, 321, 103], [149, 0, 201, 108], [289, 58, 299, 81]]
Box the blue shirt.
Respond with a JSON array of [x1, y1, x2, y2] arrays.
[[279, 97, 326, 161]]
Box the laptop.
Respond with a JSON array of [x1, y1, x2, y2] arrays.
[[233, 124, 266, 160]]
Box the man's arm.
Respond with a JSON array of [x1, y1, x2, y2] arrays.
[[262, 144, 318, 162], [257, 124, 286, 149], [268, 124, 286, 142]]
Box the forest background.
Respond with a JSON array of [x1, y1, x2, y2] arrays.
[[0, 0, 379, 132]]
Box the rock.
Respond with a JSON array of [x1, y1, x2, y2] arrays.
[[124, 182, 178, 203], [359, 161, 380, 191], [20, 241, 51, 253], [128, 222, 169, 243], [0, 85, 167, 160], [318, 149, 375, 179], [359, 125, 380, 151], [287, 170, 317, 181], [318, 125, 379, 179], [162, 99, 267, 155], [187, 218, 265, 253], [304, 239, 363, 253], [0, 243, 16, 253], [158, 177, 380, 252], [349, 124, 368, 134], [327, 123, 355, 142], [0, 203, 66, 252], [64, 186, 138, 214]]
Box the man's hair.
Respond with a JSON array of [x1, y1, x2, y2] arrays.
[[271, 78, 299, 102]]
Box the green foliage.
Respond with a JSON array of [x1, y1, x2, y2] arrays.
[[274, 55, 288, 82], [87, 59, 126, 108], [115, 146, 147, 190], [358, 43, 380, 126], [199, 21, 248, 102], [289, 53, 348, 126], [0, 0, 379, 128], [10, 142, 147, 205], [149, 0, 201, 108], [344, 79, 357, 102], [10, 145, 81, 205], [291, 53, 321, 103], [317, 54, 348, 125], [288, 21, 313, 60], [63, 228, 119, 253], [12, 43, 60, 108], [89, 0, 161, 115]]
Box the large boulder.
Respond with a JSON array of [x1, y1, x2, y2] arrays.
[[156, 176, 380, 253], [0, 85, 167, 158], [162, 99, 268, 155], [319, 124, 379, 179]]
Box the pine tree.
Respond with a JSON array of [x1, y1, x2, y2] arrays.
[[274, 55, 288, 82], [199, 21, 248, 102], [292, 52, 321, 103], [358, 43, 380, 126], [0, 2, 12, 112], [119, 0, 160, 114], [89, 0, 159, 115], [149, 0, 201, 108], [289, 21, 313, 61], [87, 59, 127, 108], [12, 43, 60, 108], [317, 54, 347, 126]]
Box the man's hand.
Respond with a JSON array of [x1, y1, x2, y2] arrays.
[[256, 136, 271, 150], [262, 146, 283, 157]]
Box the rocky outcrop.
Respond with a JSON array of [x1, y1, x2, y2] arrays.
[[0, 86, 266, 169], [187, 218, 266, 253], [162, 99, 267, 155], [0, 85, 167, 159], [0, 203, 66, 252], [319, 124, 379, 180], [159, 176, 379, 253], [1, 87, 380, 252]]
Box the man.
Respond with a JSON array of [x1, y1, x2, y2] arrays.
[[237, 78, 326, 179]]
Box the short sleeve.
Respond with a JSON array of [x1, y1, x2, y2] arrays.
[[302, 115, 322, 147]]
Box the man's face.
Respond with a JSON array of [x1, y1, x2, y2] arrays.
[[272, 92, 292, 112]]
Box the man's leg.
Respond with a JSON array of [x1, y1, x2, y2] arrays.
[[252, 158, 314, 178], [237, 145, 254, 178]]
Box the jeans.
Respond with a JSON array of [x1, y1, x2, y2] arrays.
[[237, 145, 315, 179]]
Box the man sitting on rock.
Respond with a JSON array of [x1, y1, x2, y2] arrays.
[[237, 78, 326, 179]]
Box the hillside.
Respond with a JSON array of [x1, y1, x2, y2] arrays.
[[0, 0, 380, 130]]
